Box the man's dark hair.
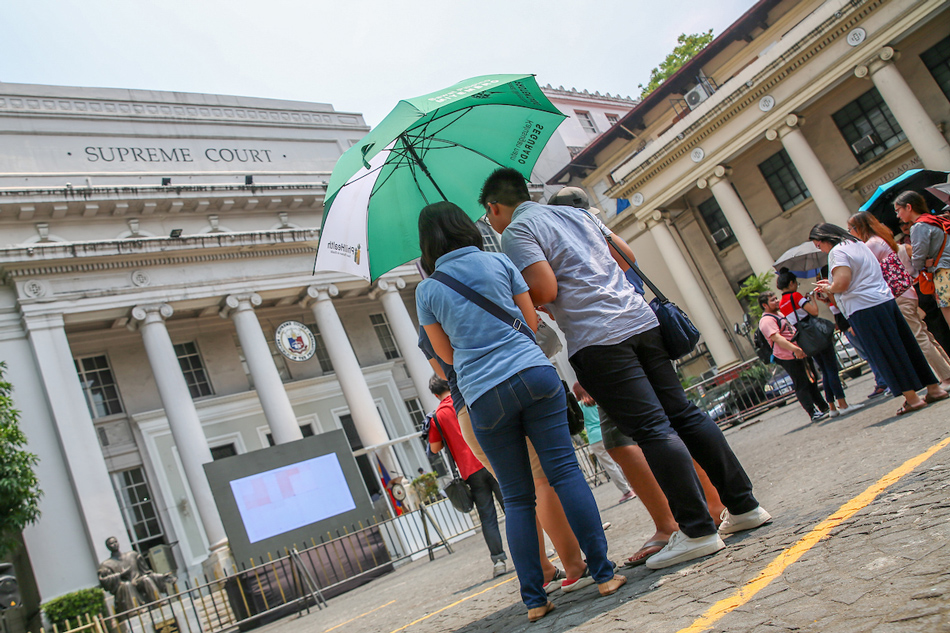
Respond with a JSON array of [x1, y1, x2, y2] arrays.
[[428, 375, 450, 396], [478, 168, 530, 208], [757, 292, 774, 308], [418, 201, 483, 275]]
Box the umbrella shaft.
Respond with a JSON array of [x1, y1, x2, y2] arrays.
[[400, 134, 447, 202]]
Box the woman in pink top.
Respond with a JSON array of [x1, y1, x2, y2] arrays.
[[848, 212, 950, 391], [757, 292, 829, 421]]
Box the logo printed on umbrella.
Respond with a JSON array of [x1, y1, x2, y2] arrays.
[[326, 240, 362, 264], [427, 79, 500, 104], [512, 121, 545, 164]]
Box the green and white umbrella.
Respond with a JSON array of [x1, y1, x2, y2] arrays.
[[315, 74, 566, 281]]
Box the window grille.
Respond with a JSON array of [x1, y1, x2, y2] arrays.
[[112, 467, 165, 553], [370, 313, 401, 359], [832, 88, 906, 163], [575, 110, 598, 134], [758, 149, 810, 211], [697, 197, 738, 250], [75, 355, 124, 418], [173, 341, 213, 398], [921, 35, 950, 101], [404, 398, 426, 432]]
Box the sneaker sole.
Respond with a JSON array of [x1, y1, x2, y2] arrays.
[[645, 539, 725, 569]]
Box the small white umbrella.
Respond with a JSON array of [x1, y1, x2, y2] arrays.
[[772, 242, 827, 278]]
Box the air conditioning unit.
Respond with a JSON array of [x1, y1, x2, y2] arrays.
[[851, 134, 879, 155], [685, 83, 712, 110], [711, 227, 733, 244]]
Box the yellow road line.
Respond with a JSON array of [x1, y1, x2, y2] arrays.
[[389, 576, 519, 633], [679, 435, 950, 633], [323, 599, 396, 633]]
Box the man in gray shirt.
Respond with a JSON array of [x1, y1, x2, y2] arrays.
[[480, 168, 771, 569]]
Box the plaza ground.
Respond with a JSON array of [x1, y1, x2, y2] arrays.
[[256, 373, 950, 633]]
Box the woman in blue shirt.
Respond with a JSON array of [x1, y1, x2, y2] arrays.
[[415, 202, 623, 621]]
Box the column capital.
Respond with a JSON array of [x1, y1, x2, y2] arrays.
[[698, 165, 731, 189], [855, 47, 898, 78], [132, 303, 173, 324], [636, 209, 669, 232], [368, 276, 406, 300], [305, 284, 339, 305], [765, 113, 804, 141], [220, 293, 262, 318]]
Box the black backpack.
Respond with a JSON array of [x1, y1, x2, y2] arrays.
[[754, 314, 781, 364]]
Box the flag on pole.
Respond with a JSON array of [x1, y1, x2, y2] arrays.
[[376, 456, 403, 516]]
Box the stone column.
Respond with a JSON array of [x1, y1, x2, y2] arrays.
[[132, 304, 227, 551], [766, 115, 852, 227], [306, 285, 397, 472], [23, 313, 130, 564], [639, 212, 739, 368], [855, 47, 950, 171], [222, 293, 303, 445], [697, 166, 775, 273], [371, 277, 439, 412]]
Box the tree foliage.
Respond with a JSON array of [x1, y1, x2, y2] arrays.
[[639, 30, 715, 97], [0, 361, 42, 558], [736, 271, 776, 320]]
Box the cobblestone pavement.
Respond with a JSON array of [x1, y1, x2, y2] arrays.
[[258, 374, 950, 633]]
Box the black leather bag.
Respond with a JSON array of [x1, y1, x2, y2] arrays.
[[430, 413, 474, 513], [794, 316, 836, 357]]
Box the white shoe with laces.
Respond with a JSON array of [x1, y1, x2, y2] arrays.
[[644, 531, 725, 569], [719, 506, 772, 534]]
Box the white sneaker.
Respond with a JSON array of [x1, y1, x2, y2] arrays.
[[644, 531, 725, 569], [719, 506, 772, 535], [838, 402, 864, 415], [493, 560, 507, 577], [829, 408, 841, 418]]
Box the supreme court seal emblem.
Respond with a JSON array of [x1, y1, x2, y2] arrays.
[[275, 321, 316, 362]]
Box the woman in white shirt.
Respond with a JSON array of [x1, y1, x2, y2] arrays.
[[847, 211, 950, 391], [811, 223, 947, 415]]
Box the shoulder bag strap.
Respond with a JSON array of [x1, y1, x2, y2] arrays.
[[429, 271, 537, 343], [576, 209, 669, 303], [429, 412, 461, 478]]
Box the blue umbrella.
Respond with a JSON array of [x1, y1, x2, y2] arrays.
[[858, 169, 948, 233]]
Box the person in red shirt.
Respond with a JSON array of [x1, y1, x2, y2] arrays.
[[428, 377, 508, 578]]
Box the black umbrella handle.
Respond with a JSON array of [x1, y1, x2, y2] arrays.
[[399, 133, 448, 202]]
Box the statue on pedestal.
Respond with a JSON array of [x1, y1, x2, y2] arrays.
[[97, 537, 176, 616]]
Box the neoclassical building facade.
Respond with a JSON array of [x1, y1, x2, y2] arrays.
[[552, 0, 950, 376], [0, 84, 441, 599]]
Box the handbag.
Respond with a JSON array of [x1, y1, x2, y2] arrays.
[[793, 315, 836, 357], [429, 412, 474, 513], [879, 250, 913, 298], [916, 232, 947, 296], [576, 210, 700, 359]]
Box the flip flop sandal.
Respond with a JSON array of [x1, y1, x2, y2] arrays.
[[924, 391, 949, 404], [623, 540, 668, 568], [896, 400, 927, 416]]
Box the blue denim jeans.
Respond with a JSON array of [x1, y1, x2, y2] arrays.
[[469, 365, 612, 609]]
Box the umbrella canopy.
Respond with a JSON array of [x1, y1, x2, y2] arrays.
[[315, 74, 566, 281], [773, 242, 827, 278], [926, 183, 950, 206], [858, 169, 948, 233]]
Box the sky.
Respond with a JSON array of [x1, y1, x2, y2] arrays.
[[1, 0, 760, 127]]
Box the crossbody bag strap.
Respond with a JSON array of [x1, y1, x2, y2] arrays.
[[576, 209, 669, 303], [429, 412, 461, 479], [762, 313, 782, 351], [429, 271, 537, 343]]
